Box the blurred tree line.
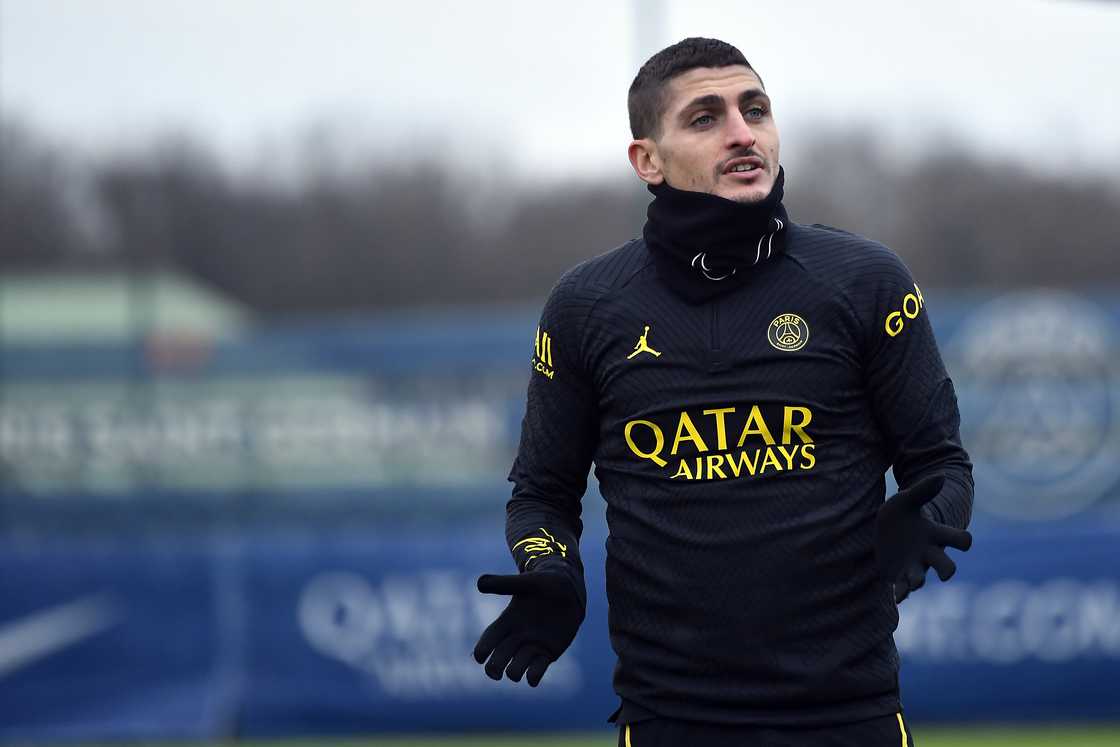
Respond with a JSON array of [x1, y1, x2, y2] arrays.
[[2, 117, 1117, 317]]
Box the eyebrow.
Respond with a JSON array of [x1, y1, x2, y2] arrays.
[[677, 88, 769, 123]]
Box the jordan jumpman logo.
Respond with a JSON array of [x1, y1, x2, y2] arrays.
[[627, 325, 662, 359]]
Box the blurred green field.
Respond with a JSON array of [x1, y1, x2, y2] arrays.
[[338, 727, 1113, 747], [75, 725, 1120, 747]]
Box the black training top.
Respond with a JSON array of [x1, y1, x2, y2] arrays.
[[504, 222, 974, 726]]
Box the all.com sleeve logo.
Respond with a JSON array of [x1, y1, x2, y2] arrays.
[[533, 326, 555, 379]]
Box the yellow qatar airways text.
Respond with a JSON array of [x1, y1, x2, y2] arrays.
[[623, 404, 817, 481]]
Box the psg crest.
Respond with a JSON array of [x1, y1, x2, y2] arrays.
[[948, 291, 1120, 520], [768, 313, 809, 352]]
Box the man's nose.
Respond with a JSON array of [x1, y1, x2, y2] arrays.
[[726, 109, 757, 150]]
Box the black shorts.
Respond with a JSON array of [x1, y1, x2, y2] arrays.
[[617, 711, 915, 747]]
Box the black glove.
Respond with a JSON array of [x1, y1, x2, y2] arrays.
[[876, 474, 973, 604], [472, 570, 584, 687]]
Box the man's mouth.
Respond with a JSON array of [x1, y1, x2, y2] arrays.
[[722, 156, 765, 177]]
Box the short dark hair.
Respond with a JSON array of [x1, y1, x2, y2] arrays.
[[628, 37, 762, 140]]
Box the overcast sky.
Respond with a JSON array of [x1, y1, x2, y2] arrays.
[[3, 0, 1119, 180]]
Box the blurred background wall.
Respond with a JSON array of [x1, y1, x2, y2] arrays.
[[1, 0, 1118, 741]]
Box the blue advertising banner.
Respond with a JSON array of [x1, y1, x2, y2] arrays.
[[237, 523, 1120, 732], [2, 521, 1117, 740]]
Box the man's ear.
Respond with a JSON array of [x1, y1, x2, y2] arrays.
[[628, 139, 664, 185]]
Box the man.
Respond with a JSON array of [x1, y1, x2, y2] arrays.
[[473, 37, 973, 746]]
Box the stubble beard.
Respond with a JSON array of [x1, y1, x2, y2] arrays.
[[719, 168, 775, 204], [663, 156, 774, 203], [726, 190, 767, 204]]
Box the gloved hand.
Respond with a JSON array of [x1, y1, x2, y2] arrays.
[[472, 570, 584, 687], [876, 475, 973, 604]]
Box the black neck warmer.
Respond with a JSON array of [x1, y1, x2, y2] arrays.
[[643, 166, 789, 304]]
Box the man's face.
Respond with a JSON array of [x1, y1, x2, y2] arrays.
[[629, 66, 781, 203]]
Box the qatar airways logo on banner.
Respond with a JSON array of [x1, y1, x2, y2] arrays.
[[297, 570, 581, 698]]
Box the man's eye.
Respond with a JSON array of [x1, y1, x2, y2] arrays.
[[691, 114, 714, 127], [746, 107, 767, 119]]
